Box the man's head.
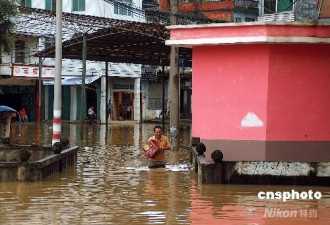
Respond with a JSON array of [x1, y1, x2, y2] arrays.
[[154, 126, 163, 139]]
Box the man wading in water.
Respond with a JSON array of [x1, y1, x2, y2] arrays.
[[144, 126, 171, 168]]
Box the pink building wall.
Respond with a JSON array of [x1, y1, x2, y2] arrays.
[[167, 23, 330, 162], [192, 44, 269, 141], [267, 44, 330, 141]]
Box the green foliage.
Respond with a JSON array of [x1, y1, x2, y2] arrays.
[[0, 0, 19, 54]]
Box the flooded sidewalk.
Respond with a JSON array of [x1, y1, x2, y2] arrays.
[[0, 122, 329, 224]]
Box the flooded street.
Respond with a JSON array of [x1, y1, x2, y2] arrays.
[[1, 122, 329, 224]]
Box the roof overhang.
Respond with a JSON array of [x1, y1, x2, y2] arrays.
[[18, 7, 192, 66], [35, 26, 192, 66], [165, 22, 330, 47]]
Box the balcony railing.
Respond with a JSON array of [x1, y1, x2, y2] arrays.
[[258, 11, 295, 22]]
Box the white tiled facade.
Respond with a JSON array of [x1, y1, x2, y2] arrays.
[[1, 0, 146, 123], [33, 0, 144, 79]]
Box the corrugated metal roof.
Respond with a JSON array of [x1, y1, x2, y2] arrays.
[[16, 7, 191, 66]]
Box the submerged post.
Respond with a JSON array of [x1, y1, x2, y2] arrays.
[[52, 0, 63, 145]]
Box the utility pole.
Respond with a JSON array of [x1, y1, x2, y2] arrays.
[[52, 0, 62, 145], [169, 0, 180, 150]]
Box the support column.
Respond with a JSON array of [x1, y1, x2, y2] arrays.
[[100, 75, 106, 123], [169, 0, 179, 150], [52, 0, 62, 145], [44, 86, 49, 120], [80, 34, 87, 140], [38, 57, 42, 122], [105, 61, 109, 126], [70, 86, 77, 121], [134, 77, 141, 123]]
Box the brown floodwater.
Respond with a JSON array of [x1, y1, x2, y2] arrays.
[[0, 122, 329, 224]]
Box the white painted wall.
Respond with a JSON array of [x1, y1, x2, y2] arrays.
[[0, 36, 39, 76], [33, 0, 143, 80], [32, 0, 144, 22]]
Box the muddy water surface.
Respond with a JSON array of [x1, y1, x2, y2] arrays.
[[0, 122, 329, 224]]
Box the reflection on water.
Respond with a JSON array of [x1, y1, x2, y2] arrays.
[[1, 122, 329, 224]]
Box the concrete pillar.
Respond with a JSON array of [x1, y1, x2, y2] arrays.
[[100, 75, 106, 123], [169, 0, 179, 150], [52, 0, 63, 145], [44, 86, 49, 120], [134, 123, 140, 150], [169, 46, 180, 150], [70, 86, 77, 121], [134, 77, 141, 123]]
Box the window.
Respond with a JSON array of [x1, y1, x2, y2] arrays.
[[15, 40, 25, 63], [45, 0, 56, 11], [44, 37, 55, 49], [72, 0, 85, 11], [21, 0, 32, 7], [277, 0, 293, 11], [114, 0, 132, 16], [264, 0, 293, 13]]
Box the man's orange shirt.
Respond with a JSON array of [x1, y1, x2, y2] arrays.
[[147, 135, 171, 162], [19, 109, 26, 115]]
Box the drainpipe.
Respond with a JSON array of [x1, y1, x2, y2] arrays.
[[169, 0, 179, 150], [52, 0, 62, 145]]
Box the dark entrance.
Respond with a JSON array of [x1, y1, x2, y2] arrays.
[[86, 87, 97, 117], [113, 91, 133, 120], [0, 86, 35, 121], [0, 93, 21, 110]]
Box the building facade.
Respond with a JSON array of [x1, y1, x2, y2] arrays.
[[1, 0, 146, 123], [167, 22, 330, 162]]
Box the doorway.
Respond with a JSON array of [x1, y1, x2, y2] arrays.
[[113, 91, 133, 120], [86, 87, 97, 117]]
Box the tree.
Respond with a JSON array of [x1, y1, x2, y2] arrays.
[[0, 0, 18, 54]]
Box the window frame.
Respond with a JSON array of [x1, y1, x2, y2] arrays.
[[21, 0, 32, 7], [45, 0, 56, 11], [72, 0, 85, 11], [263, 0, 294, 14], [44, 37, 55, 49], [114, 0, 133, 16], [14, 40, 25, 64]]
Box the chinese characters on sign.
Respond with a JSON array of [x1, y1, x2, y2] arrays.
[[12, 64, 55, 79]]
